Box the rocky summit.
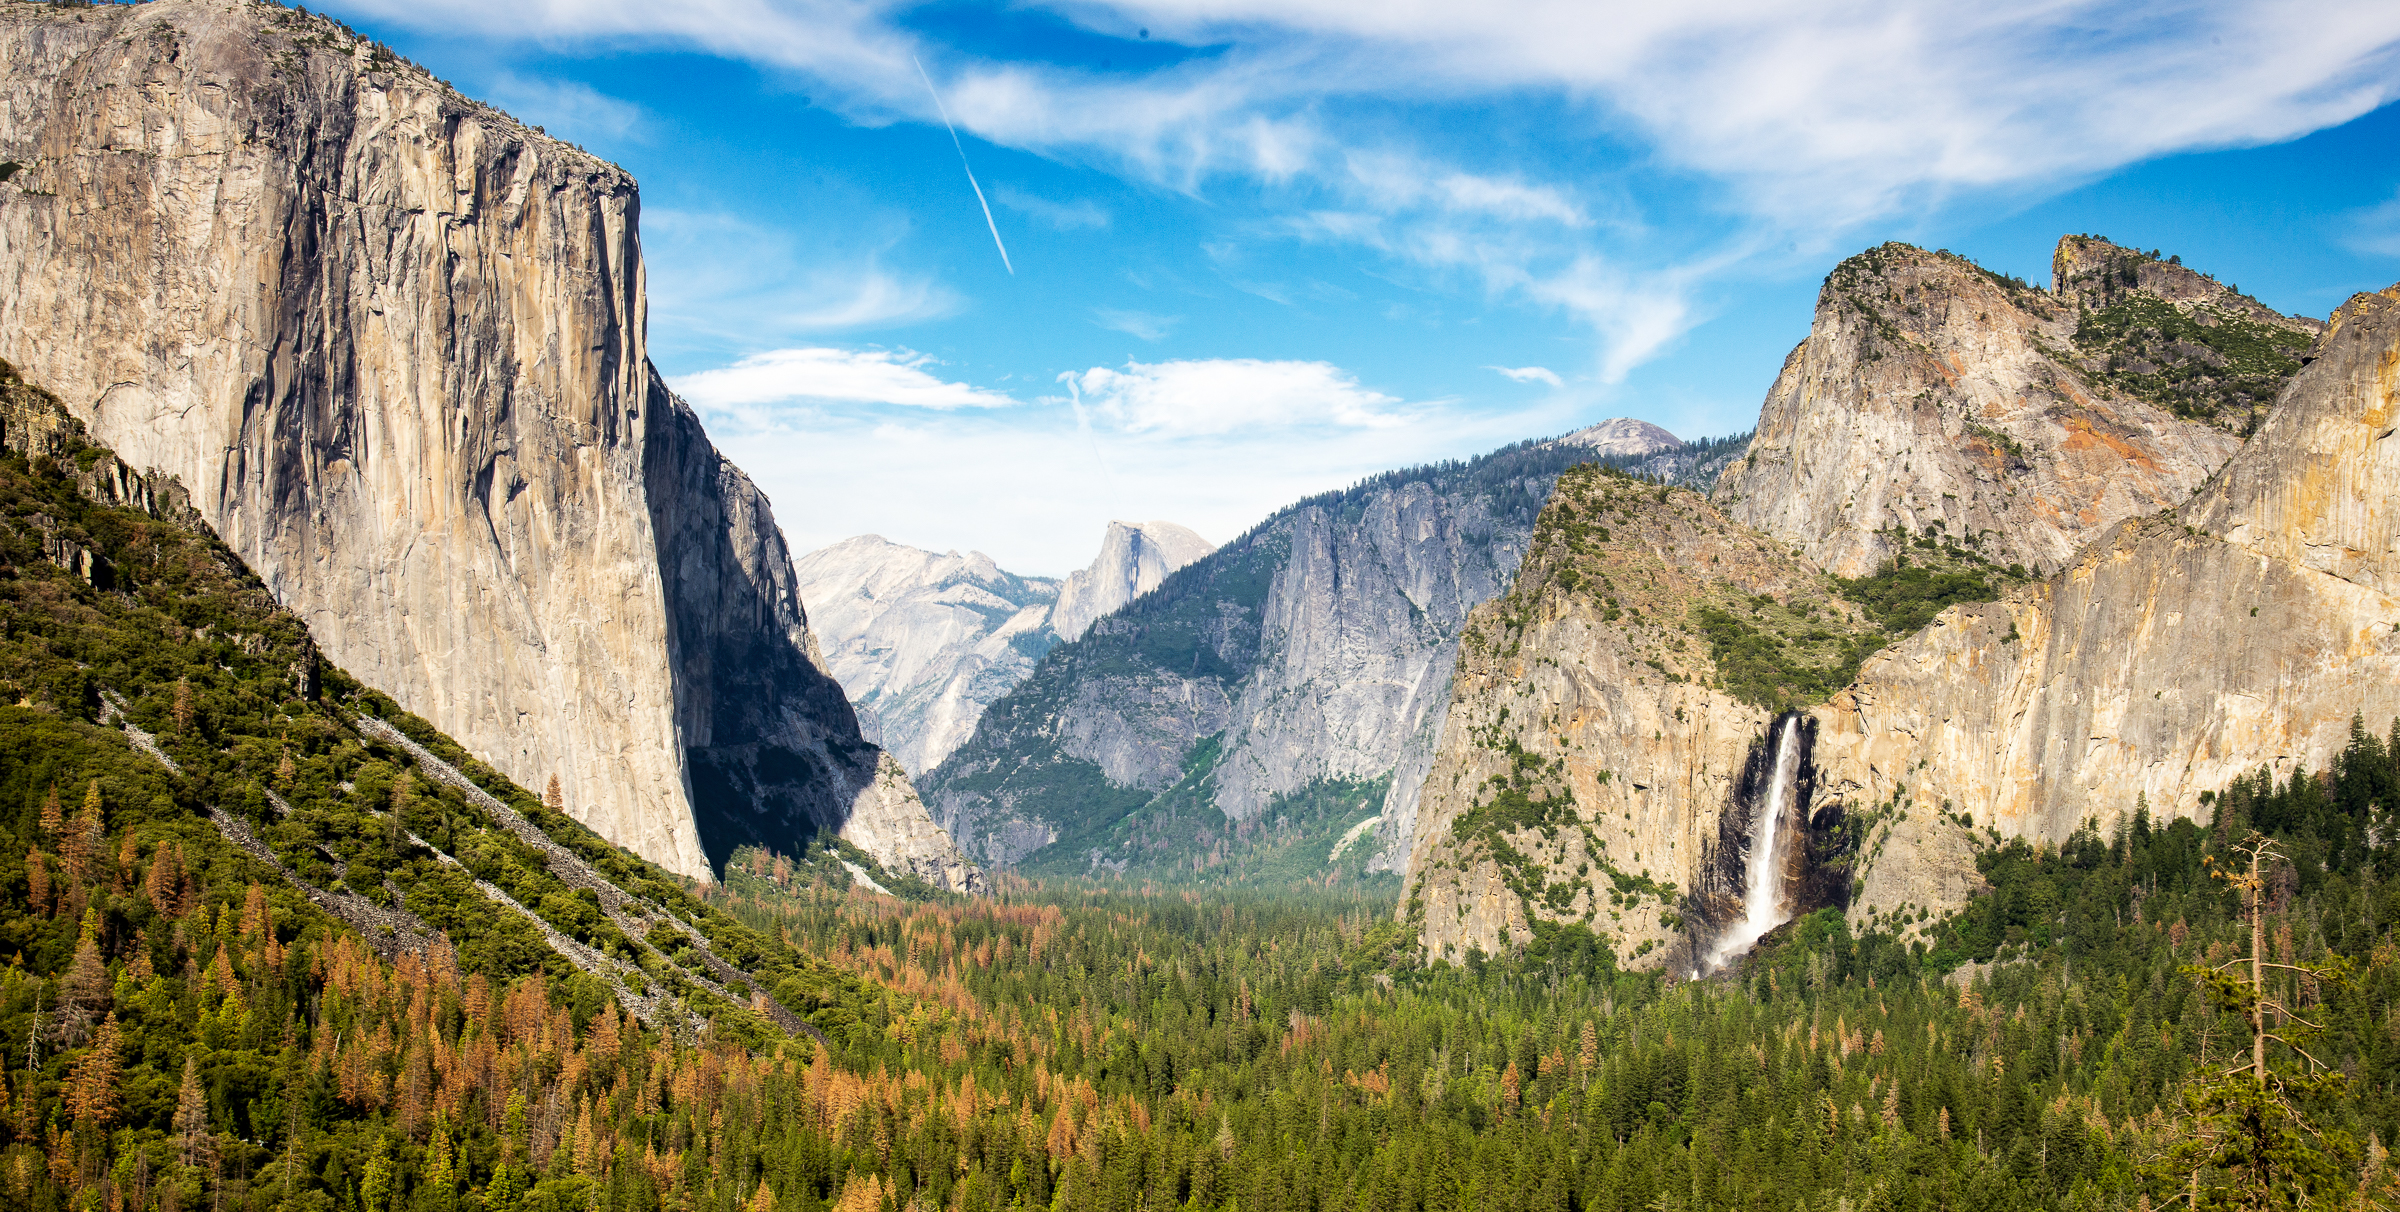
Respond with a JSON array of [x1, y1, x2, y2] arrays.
[[913, 431, 1737, 881], [0, 0, 974, 890], [1711, 240, 2315, 579]]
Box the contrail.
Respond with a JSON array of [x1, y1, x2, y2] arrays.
[[914, 57, 1014, 276]]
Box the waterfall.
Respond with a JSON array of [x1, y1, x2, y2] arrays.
[[1706, 715, 1802, 971]]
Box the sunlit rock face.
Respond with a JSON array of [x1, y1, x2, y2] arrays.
[[794, 536, 1064, 776], [1404, 241, 2375, 970], [0, 0, 976, 890], [1819, 284, 2400, 933], [1709, 241, 2312, 579], [1050, 521, 1216, 642]]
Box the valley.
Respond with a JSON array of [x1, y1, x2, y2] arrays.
[[0, 3, 2393, 1212]]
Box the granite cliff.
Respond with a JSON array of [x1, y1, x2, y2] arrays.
[[920, 436, 1675, 875], [0, 0, 975, 889], [1402, 465, 1883, 969], [1050, 520, 1215, 642], [1711, 240, 2315, 578], [1820, 281, 2400, 937], [793, 521, 1213, 776], [1405, 237, 2359, 972]]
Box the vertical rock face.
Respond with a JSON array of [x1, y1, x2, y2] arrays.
[[1400, 238, 2373, 972], [1402, 466, 1881, 969], [793, 535, 1063, 775], [0, 0, 975, 889], [920, 440, 1604, 871], [1818, 284, 2400, 932], [1711, 242, 2276, 577], [1049, 520, 1215, 642]]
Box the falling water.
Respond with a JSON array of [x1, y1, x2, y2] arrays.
[[1706, 716, 1802, 971]]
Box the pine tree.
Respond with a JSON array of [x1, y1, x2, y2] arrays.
[[545, 774, 564, 815], [38, 783, 61, 837], [64, 1012, 122, 1128], [172, 676, 193, 732], [360, 1135, 394, 1212], [2147, 833, 2357, 1210], [173, 1056, 209, 1167]]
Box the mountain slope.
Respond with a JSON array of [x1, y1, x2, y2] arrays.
[[794, 536, 1063, 774], [918, 434, 1724, 878], [0, 0, 969, 886]]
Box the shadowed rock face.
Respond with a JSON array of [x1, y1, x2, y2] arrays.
[[0, 0, 976, 889], [1712, 242, 2259, 578]]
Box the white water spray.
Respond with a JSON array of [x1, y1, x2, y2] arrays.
[[1706, 716, 1802, 971]]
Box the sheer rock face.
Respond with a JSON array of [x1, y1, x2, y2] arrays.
[[1712, 242, 2243, 578], [0, 0, 975, 889], [793, 536, 1062, 775], [1050, 520, 1215, 642], [922, 447, 1574, 870], [1817, 284, 2400, 933], [1402, 469, 1876, 970]]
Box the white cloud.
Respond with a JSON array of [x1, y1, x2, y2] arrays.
[[1065, 358, 1405, 436], [676, 348, 1016, 412], [1490, 365, 1562, 387], [325, 0, 2400, 385], [1094, 308, 1179, 341], [640, 210, 961, 361], [720, 388, 1571, 573]]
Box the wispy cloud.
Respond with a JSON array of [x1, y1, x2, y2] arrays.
[[482, 72, 651, 142], [1065, 358, 1405, 436], [329, 0, 2400, 390], [1093, 308, 1178, 341], [2344, 186, 2400, 258], [994, 184, 1111, 230], [1490, 365, 1562, 387], [677, 348, 1016, 414], [641, 210, 961, 361]]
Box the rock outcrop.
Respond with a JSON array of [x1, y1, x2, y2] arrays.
[[1710, 242, 2311, 578], [0, 0, 975, 888], [1049, 520, 1214, 642], [1556, 419, 1684, 459], [794, 536, 1063, 774], [1818, 283, 2400, 932], [1400, 238, 2372, 972]]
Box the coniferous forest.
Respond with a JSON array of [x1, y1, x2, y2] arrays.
[[2, 366, 2397, 1212]]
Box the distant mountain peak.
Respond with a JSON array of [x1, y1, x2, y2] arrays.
[[1051, 520, 1215, 642], [1554, 418, 1684, 458]]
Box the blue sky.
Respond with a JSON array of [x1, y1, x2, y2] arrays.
[[324, 0, 2400, 575]]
